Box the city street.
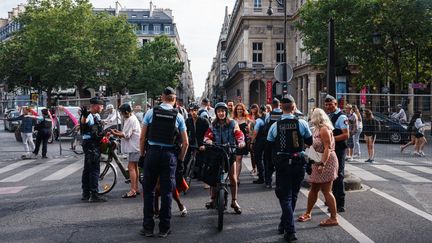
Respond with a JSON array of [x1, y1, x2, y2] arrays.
[[1, 120, 432, 243]]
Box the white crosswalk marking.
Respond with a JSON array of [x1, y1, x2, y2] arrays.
[[41, 159, 83, 181], [0, 158, 67, 183], [0, 160, 35, 175], [346, 164, 388, 181], [372, 165, 432, 183], [408, 166, 432, 175], [383, 159, 414, 166]]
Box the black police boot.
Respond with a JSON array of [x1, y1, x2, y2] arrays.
[[277, 223, 285, 234], [88, 192, 107, 203], [81, 191, 90, 201], [284, 232, 298, 242]]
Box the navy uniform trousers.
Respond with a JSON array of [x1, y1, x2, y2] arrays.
[[253, 138, 266, 180], [275, 162, 305, 234], [333, 148, 346, 208], [82, 140, 101, 193], [142, 147, 177, 232]]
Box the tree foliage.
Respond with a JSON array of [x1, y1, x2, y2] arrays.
[[297, 0, 432, 91], [130, 35, 184, 98]]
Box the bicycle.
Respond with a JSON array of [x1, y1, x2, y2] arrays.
[[201, 143, 237, 231], [183, 145, 199, 190], [98, 135, 131, 195], [70, 125, 83, 154]]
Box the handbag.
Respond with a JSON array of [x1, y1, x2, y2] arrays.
[[304, 146, 323, 163]]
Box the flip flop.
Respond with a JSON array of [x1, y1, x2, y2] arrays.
[[298, 214, 311, 222], [122, 191, 137, 198], [319, 218, 339, 227]]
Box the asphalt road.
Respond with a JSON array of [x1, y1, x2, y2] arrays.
[[1, 120, 431, 243]]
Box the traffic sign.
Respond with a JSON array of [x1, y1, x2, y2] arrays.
[[274, 63, 293, 82]]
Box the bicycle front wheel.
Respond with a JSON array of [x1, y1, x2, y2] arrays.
[[98, 161, 117, 195], [217, 188, 225, 231]]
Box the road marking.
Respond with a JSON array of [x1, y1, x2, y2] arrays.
[[0, 158, 67, 182], [372, 165, 431, 183], [408, 166, 432, 175], [0, 160, 35, 175], [41, 159, 83, 181], [383, 159, 414, 166], [370, 188, 432, 222], [0, 186, 27, 194], [300, 188, 374, 243], [346, 164, 388, 181]]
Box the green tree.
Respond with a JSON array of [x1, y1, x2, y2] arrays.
[[130, 35, 184, 98], [298, 0, 432, 91], [0, 38, 28, 90]]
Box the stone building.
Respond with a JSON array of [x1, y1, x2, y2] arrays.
[[204, 0, 322, 115]]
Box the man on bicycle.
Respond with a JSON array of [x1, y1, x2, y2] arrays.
[[201, 102, 245, 214], [80, 97, 106, 202], [267, 95, 313, 242], [139, 87, 189, 238]]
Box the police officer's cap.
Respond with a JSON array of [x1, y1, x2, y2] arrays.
[[324, 94, 337, 102], [163, 87, 176, 96], [202, 97, 209, 103], [272, 98, 280, 105], [188, 103, 200, 110], [90, 97, 104, 105], [41, 108, 49, 115], [280, 95, 295, 104], [119, 103, 132, 113]]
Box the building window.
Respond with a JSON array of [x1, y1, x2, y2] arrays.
[[143, 25, 149, 34], [276, 42, 285, 63], [252, 42, 263, 63], [254, 0, 262, 8], [164, 26, 171, 34], [131, 14, 137, 18], [154, 24, 160, 33]]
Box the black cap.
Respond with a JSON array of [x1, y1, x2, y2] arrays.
[[202, 97, 209, 103], [90, 97, 104, 105], [324, 94, 336, 102], [118, 103, 132, 113], [280, 95, 295, 104], [163, 87, 176, 96], [41, 108, 49, 115], [272, 98, 280, 105]]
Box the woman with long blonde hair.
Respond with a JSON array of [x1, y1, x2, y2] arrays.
[[298, 108, 339, 226]]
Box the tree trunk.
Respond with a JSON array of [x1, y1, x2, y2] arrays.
[[46, 87, 53, 107]]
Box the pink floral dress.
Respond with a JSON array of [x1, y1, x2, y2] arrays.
[[308, 127, 338, 184]]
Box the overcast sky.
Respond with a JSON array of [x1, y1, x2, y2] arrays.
[[0, 0, 236, 97]]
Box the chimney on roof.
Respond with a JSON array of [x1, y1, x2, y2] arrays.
[[150, 1, 154, 17]]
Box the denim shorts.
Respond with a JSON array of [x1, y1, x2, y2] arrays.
[[128, 152, 140, 162]]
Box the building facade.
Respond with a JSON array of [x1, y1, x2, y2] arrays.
[[204, 0, 322, 115]]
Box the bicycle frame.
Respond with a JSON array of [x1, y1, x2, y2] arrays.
[[106, 138, 130, 182]]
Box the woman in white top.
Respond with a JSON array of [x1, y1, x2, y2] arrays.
[[413, 111, 427, 156], [352, 105, 363, 158], [111, 103, 142, 198], [103, 104, 122, 130]]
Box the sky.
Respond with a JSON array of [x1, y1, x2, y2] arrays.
[[0, 0, 237, 97]]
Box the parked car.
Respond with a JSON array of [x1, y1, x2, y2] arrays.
[[361, 112, 409, 144], [4, 110, 21, 132]]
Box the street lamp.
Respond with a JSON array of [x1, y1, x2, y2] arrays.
[[96, 68, 110, 97], [267, 0, 290, 97]]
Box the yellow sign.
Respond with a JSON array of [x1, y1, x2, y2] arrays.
[[31, 93, 39, 103]]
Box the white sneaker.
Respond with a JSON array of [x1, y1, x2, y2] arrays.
[[353, 155, 361, 159], [347, 158, 354, 162], [419, 151, 425, 157], [180, 207, 187, 217], [413, 152, 421, 157]]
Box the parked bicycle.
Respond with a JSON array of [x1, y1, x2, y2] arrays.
[[200, 143, 237, 231], [70, 125, 83, 154], [98, 134, 131, 195]]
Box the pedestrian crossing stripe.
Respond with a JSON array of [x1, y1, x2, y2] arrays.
[[383, 159, 414, 166], [371, 165, 432, 183], [346, 164, 388, 181], [0, 160, 35, 175], [41, 160, 83, 181], [0, 186, 27, 195], [0, 158, 68, 183], [407, 166, 432, 175]]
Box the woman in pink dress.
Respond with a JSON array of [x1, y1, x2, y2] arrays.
[[298, 108, 339, 226]]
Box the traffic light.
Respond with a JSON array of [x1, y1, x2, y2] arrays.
[[282, 82, 288, 94]]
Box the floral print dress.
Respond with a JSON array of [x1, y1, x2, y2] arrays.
[[309, 127, 339, 184]]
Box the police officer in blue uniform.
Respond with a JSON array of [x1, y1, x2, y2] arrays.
[[264, 98, 283, 188], [250, 112, 266, 184], [324, 95, 349, 212], [267, 95, 313, 242], [33, 108, 52, 159], [80, 97, 106, 202], [139, 87, 189, 238]]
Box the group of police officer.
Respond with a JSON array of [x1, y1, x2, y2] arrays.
[[79, 87, 347, 242]]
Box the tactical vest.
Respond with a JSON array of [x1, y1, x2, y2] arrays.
[[148, 106, 179, 145], [264, 110, 283, 134], [38, 117, 52, 130], [255, 116, 267, 140], [330, 111, 348, 150], [80, 114, 104, 141], [212, 120, 236, 145], [273, 118, 304, 155]]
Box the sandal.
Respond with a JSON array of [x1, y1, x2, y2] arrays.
[[319, 218, 339, 227], [231, 200, 242, 214], [122, 191, 137, 198], [298, 213, 311, 222]]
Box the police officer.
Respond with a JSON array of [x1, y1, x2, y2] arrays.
[[264, 98, 283, 188], [33, 108, 52, 159], [139, 87, 189, 238], [267, 95, 313, 242], [80, 97, 106, 202], [250, 111, 266, 184], [324, 95, 349, 212]]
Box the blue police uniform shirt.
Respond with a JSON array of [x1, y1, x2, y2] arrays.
[[330, 108, 349, 129], [198, 108, 209, 119], [143, 103, 187, 147], [82, 113, 99, 140], [254, 117, 265, 132], [267, 114, 312, 142], [265, 108, 282, 123]]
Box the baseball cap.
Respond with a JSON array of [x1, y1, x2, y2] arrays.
[[90, 97, 104, 105], [280, 95, 295, 104], [163, 87, 176, 96]]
